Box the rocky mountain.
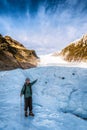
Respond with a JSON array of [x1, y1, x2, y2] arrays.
[[60, 34, 87, 62], [0, 34, 39, 70]]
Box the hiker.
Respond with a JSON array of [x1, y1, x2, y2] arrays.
[[20, 78, 38, 117]]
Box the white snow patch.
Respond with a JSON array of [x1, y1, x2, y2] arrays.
[[38, 55, 87, 68]]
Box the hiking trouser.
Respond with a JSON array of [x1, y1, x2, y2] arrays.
[[24, 97, 32, 112]]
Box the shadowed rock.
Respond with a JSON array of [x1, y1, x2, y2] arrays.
[[0, 34, 39, 70]]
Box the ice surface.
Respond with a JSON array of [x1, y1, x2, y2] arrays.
[[39, 55, 87, 68], [0, 66, 87, 130]]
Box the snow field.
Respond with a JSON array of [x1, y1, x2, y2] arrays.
[[0, 66, 87, 130]]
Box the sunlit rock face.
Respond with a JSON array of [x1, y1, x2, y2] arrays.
[[60, 34, 87, 62], [83, 34, 87, 45], [0, 34, 39, 70]]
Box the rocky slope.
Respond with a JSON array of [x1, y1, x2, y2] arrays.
[[60, 34, 87, 62], [0, 34, 39, 70]]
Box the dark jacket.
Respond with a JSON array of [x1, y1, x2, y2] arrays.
[[21, 79, 37, 98]]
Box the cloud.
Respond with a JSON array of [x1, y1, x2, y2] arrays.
[[0, 0, 87, 54]]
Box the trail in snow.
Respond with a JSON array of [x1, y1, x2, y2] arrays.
[[0, 66, 87, 130]]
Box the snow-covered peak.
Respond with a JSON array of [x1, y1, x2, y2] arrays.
[[83, 34, 87, 45], [60, 34, 87, 62]]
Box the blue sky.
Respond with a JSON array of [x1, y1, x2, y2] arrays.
[[0, 0, 87, 54]]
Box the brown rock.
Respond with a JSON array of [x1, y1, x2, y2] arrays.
[[60, 34, 87, 62], [0, 34, 39, 70]]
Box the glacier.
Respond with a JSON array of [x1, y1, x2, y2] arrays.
[[0, 66, 87, 130]]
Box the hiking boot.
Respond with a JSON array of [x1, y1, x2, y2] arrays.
[[29, 111, 34, 117], [25, 112, 28, 117]]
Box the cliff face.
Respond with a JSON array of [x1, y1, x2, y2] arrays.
[[60, 34, 87, 62], [0, 34, 39, 70]]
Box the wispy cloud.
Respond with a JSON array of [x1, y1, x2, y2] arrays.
[[0, 0, 87, 54]]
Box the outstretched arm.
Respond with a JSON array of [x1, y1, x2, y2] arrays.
[[31, 79, 38, 86]]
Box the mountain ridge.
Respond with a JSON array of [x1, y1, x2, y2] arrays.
[[59, 34, 87, 62], [0, 34, 39, 70]]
